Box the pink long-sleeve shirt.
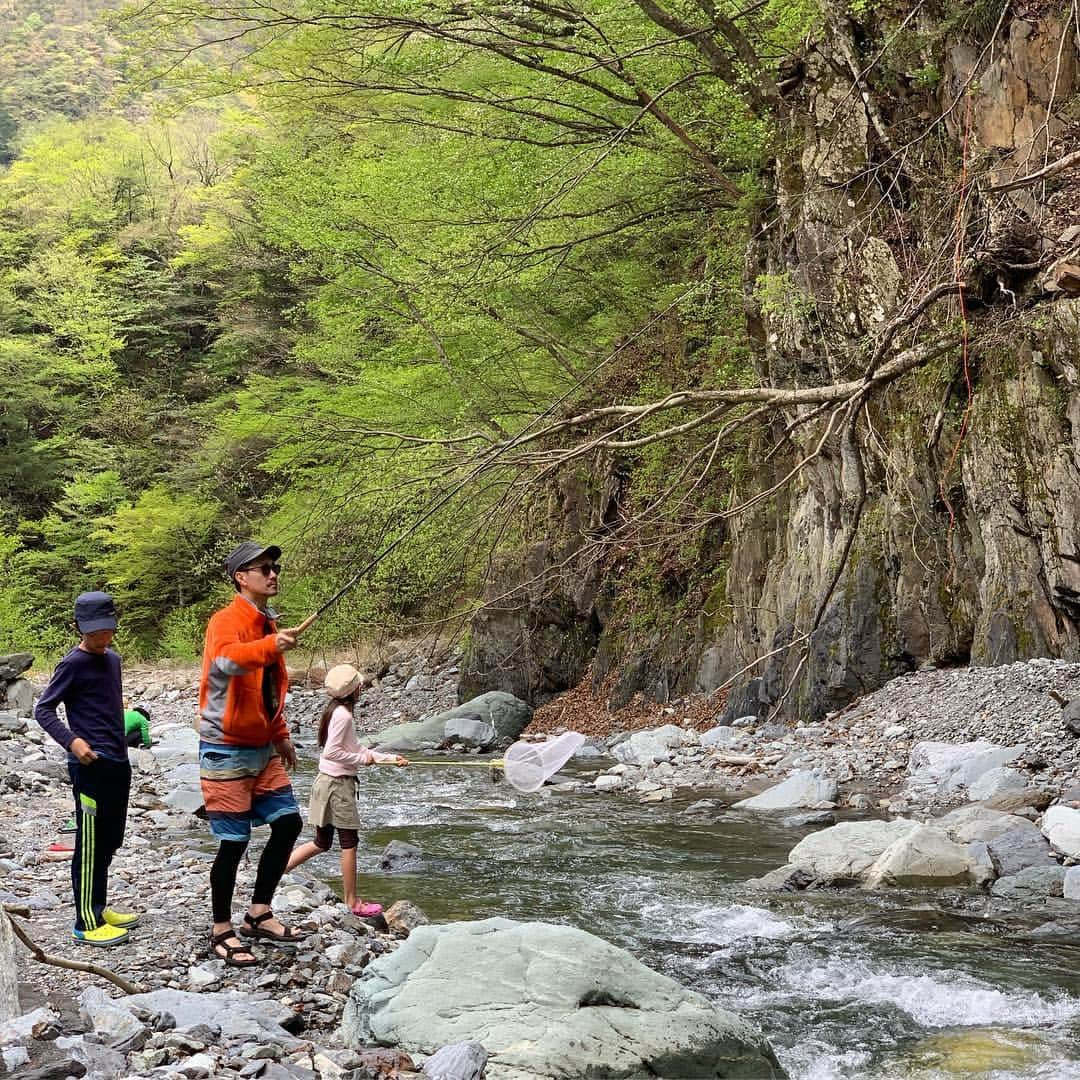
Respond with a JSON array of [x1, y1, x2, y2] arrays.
[[319, 705, 398, 776]]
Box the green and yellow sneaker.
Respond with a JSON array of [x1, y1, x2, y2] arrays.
[[73, 924, 129, 947], [102, 907, 140, 929]]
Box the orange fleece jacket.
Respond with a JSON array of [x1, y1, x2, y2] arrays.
[[198, 594, 289, 745]]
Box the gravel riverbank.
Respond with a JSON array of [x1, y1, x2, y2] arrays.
[[4, 647, 1080, 1078]]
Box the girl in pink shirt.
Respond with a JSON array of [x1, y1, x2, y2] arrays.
[[286, 664, 406, 916]]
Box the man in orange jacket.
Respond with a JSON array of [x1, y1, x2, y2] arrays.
[[199, 541, 307, 967]]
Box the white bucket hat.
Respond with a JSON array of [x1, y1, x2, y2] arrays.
[[324, 664, 363, 699]]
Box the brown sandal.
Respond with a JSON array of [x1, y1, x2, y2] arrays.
[[239, 910, 307, 944], [209, 929, 259, 967]]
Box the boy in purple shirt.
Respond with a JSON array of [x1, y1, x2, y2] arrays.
[[35, 592, 139, 946]]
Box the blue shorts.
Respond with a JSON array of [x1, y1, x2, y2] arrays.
[[199, 741, 298, 842]]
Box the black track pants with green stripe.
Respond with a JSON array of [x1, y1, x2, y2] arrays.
[[68, 758, 131, 932]]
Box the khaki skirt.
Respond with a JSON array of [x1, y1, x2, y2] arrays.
[[308, 772, 362, 830]]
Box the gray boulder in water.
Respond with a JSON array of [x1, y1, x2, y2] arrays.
[[381, 840, 422, 872], [340, 917, 786, 1078], [370, 692, 532, 753], [443, 716, 498, 750]]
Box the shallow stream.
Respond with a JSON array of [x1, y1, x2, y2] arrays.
[[297, 757, 1080, 1079]]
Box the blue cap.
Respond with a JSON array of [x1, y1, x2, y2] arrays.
[[74, 591, 118, 633]]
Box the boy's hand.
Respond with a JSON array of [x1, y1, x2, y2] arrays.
[[394, 756, 409, 767], [274, 737, 297, 770], [70, 738, 98, 765]]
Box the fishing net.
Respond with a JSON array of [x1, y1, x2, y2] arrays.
[[501, 732, 586, 793]]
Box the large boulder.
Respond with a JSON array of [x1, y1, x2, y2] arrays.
[[0, 654, 33, 682], [733, 770, 837, 811], [862, 825, 973, 889], [990, 865, 1067, 902], [371, 693, 532, 753], [906, 741, 1025, 796], [1041, 805, 1080, 858], [985, 827, 1057, 878], [787, 819, 917, 881], [341, 918, 785, 1079], [369, 715, 446, 753]]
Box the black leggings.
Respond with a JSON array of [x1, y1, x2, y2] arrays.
[[210, 813, 303, 923], [313, 824, 359, 851]]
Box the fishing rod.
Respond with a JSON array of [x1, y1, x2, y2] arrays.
[[399, 759, 504, 768]]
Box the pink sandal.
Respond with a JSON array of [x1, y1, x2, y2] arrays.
[[350, 900, 383, 917]]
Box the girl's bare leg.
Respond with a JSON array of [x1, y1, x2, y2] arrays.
[[286, 841, 323, 872], [341, 846, 358, 908]]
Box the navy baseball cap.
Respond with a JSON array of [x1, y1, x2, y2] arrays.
[[74, 591, 118, 633], [225, 541, 282, 581]]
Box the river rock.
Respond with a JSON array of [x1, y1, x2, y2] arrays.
[[966, 842, 996, 887], [744, 865, 816, 891], [985, 827, 1057, 878], [984, 787, 1055, 813], [863, 824, 973, 888], [937, 806, 1040, 845], [78, 987, 147, 1050], [1064, 866, 1080, 900], [968, 767, 1028, 802], [380, 840, 422, 871], [989, 865, 1067, 901], [1041, 805, 1080, 857], [340, 917, 785, 1078], [443, 717, 497, 750], [151, 723, 200, 765], [734, 770, 838, 811], [0, 712, 27, 735], [782, 811, 836, 829], [594, 774, 624, 792], [164, 787, 205, 814], [422, 1040, 488, 1079], [610, 725, 687, 766], [787, 819, 919, 881], [0, 914, 17, 1025], [384, 900, 429, 936], [123, 990, 299, 1044], [906, 741, 1025, 795], [0, 654, 32, 682], [699, 725, 738, 749], [4, 679, 35, 716]]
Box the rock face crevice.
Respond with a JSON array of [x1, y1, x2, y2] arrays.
[[463, 6, 1080, 722]]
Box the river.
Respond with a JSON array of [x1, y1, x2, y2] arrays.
[[296, 756, 1080, 1078]]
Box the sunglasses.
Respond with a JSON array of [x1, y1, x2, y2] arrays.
[[239, 562, 282, 576]]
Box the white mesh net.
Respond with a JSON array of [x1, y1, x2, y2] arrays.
[[501, 732, 585, 793]]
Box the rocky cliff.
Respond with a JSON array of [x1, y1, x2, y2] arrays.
[[462, 3, 1080, 723]]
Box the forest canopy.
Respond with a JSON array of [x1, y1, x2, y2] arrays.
[[1, 0, 806, 658]]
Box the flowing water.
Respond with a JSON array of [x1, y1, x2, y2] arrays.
[[296, 757, 1080, 1079]]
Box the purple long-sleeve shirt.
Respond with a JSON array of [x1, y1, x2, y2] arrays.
[[34, 647, 127, 762]]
